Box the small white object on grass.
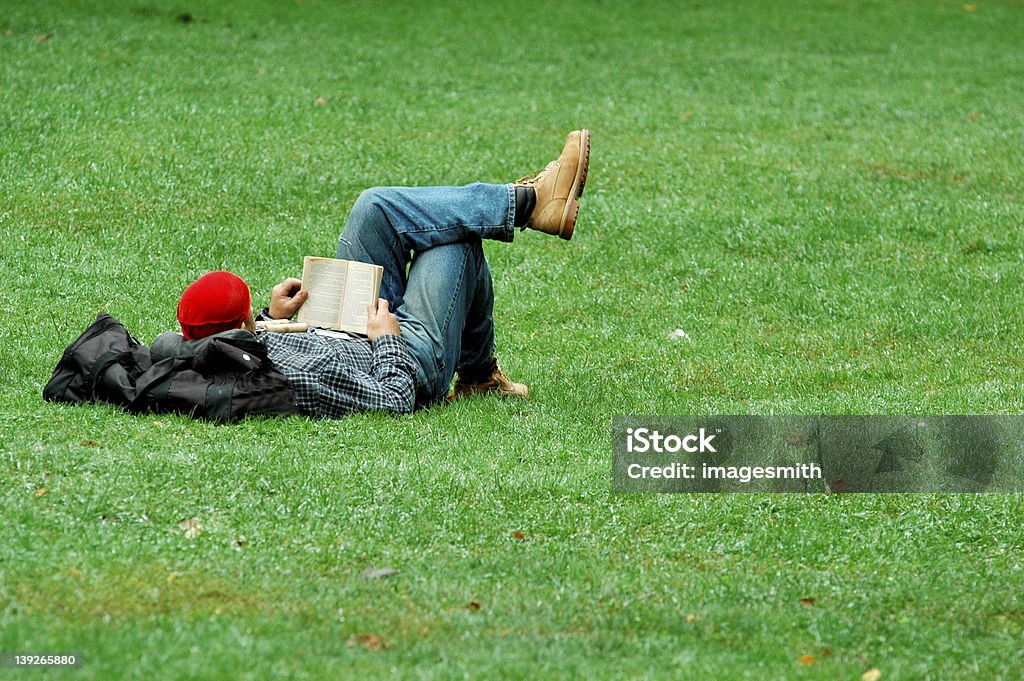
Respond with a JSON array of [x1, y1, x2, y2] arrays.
[[669, 328, 691, 341], [359, 566, 399, 580]]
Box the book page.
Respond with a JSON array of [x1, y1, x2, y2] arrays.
[[339, 261, 383, 335], [296, 257, 348, 329]]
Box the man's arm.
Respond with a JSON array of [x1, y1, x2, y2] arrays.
[[305, 335, 417, 415], [262, 295, 418, 416], [327, 298, 413, 413]]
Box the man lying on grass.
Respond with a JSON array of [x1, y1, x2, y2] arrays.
[[167, 130, 590, 417]]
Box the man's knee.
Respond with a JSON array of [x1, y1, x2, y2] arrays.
[[341, 188, 392, 243], [352, 186, 396, 213]]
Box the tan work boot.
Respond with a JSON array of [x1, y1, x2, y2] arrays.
[[453, 367, 529, 399], [516, 129, 590, 240]]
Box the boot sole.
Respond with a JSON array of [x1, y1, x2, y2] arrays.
[[575, 128, 591, 198], [558, 129, 590, 240]]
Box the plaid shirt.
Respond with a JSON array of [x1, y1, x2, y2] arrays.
[[259, 331, 418, 418]]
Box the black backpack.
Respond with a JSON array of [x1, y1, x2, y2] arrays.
[[143, 329, 302, 421], [43, 312, 152, 406], [44, 313, 301, 422]]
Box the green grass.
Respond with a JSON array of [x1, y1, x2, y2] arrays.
[[2, 0, 1024, 678]]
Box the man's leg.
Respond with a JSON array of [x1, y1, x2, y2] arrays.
[[335, 183, 516, 310], [396, 239, 500, 406], [334, 128, 591, 309], [331, 130, 590, 404]]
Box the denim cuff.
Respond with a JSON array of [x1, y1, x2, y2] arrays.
[[504, 183, 517, 238]]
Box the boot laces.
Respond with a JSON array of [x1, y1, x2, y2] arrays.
[[516, 160, 559, 186]]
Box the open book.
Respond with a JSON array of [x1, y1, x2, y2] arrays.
[[295, 257, 384, 336]]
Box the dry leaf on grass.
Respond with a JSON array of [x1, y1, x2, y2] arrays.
[[35, 34, 51, 42], [314, 96, 327, 105], [466, 601, 481, 611], [798, 654, 816, 665], [862, 669, 882, 681], [35, 488, 48, 498], [512, 530, 526, 541], [800, 597, 816, 608], [347, 634, 388, 651]]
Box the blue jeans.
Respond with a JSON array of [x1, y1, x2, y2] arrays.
[[335, 183, 517, 406]]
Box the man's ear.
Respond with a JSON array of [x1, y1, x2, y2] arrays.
[[243, 312, 256, 334]]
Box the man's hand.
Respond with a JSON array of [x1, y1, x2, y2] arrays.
[[367, 298, 400, 341], [269, 277, 308, 319]]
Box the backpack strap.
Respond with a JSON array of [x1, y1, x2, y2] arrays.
[[89, 349, 138, 394]]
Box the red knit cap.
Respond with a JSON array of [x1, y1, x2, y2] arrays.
[[177, 271, 251, 340]]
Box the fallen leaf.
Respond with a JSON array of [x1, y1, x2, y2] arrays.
[[862, 669, 882, 681], [465, 601, 481, 611], [963, 3, 977, 12], [35, 34, 51, 42], [826, 479, 850, 494], [347, 633, 388, 651], [79, 440, 98, 447], [800, 597, 816, 608], [786, 431, 808, 446], [359, 566, 398, 580], [512, 530, 526, 541], [968, 113, 981, 121], [798, 654, 816, 665], [178, 518, 202, 538], [314, 96, 327, 106], [35, 487, 48, 498], [685, 613, 700, 623]]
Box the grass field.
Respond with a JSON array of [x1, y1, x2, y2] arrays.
[[2, 0, 1023, 678]]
